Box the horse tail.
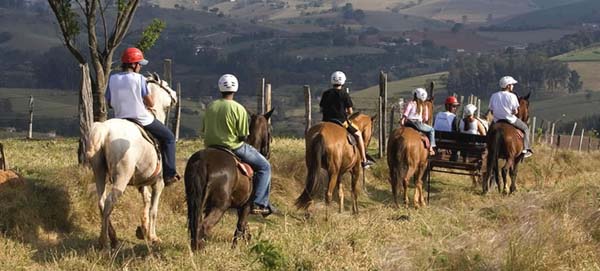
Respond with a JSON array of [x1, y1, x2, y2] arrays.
[[295, 134, 324, 209], [484, 128, 502, 192], [184, 152, 210, 250], [85, 122, 108, 161]]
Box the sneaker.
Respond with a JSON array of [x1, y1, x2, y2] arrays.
[[523, 151, 533, 158], [164, 174, 181, 187], [361, 160, 375, 168]]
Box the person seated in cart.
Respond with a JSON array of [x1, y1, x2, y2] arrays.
[[433, 96, 460, 132]]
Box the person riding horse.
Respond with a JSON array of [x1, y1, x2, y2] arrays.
[[105, 47, 180, 186], [488, 76, 533, 158], [319, 71, 374, 168], [401, 88, 436, 156], [202, 74, 276, 216], [433, 95, 460, 132]]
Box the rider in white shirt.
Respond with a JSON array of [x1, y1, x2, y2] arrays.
[[488, 76, 533, 158], [433, 96, 460, 132], [106, 47, 180, 185]]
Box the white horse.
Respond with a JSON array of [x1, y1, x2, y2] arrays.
[[85, 72, 177, 249]]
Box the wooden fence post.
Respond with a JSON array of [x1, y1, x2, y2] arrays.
[[531, 116, 536, 146], [550, 123, 555, 146], [0, 143, 7, 170], [587, 135, 592, 152], [568, 122, 577, 150], [557, 134, 561, 149], [172, 82, 182, 141], [258, 78, 265, 114], [265, 84, 272, 123], [27, 95, 34, 139], [304, 85, 311, 134], [476, 98, 481, 118], [379, 71, 387, 158], [78, 63, 94, 165], [578, 129, 585, 152], [163, 59, 173, 128]]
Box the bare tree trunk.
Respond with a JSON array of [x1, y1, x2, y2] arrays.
[[79, 64, 94, 165]]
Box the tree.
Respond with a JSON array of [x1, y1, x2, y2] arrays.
[[568, 70, 583, 93], [47, 0, 164, 121]]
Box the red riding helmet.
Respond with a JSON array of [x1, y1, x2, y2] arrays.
[[444, 96, 459, 105], [121, 47, 148, 65]]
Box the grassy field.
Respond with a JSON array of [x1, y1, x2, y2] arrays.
[[554, 45, 600, 62], [551, 44, 600, 92], [0, 137, 599, 270]]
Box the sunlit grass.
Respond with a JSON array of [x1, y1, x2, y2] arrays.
[[0, 138, 599, 270]]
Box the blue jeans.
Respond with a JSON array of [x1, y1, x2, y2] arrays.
[[144, 119, 177, 178], [407, 120, 436, 147], [233, 143, 271, 208]]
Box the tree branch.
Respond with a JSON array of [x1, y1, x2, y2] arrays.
[[98, 0, 109, 54], [47, 0, 86, 64]]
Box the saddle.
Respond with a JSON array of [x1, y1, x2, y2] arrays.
[[325, 119, 357, 146], [494, 120, 524, 139], [208, 146, 254, 178], [125, 119, 162, 178], [403, 124, 430, 149]]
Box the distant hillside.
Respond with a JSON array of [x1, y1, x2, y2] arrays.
[[494, 0, 600, 29], [553, 44, 600, 91]]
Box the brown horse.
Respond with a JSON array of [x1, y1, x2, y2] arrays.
[[387, 97, 434, 209], [184, 109, 273, 251], [482, 93, 530, 195], [295, 113, 375, 215]]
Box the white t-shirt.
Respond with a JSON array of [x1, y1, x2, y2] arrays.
[[459, 118, 480, 135], [433, 111, 456, 132], [489, 91, 519, 124], [106, 72, 154, 126]]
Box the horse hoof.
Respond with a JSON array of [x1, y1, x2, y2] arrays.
[[150, 237, 162, 245], [135, 226, 145, 240]]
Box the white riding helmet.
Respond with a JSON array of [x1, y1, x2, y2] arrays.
[[499, 76, 518, 89], [464, 103, 477, 116], [331, 71, 346, 85], [218, 74, 239, 93], [413, 87, 428, 101]]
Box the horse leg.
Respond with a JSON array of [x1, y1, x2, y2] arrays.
[[350, 167, 360, 214], [415, 162, 427, 209], [402, 165, 417, 208], [232, 203, 252, 248], [198, 207, 227, 250], [501, 161, 510, 195], [96, 173, 111, 249], [148, 179, 164, 243], [509, 160, 519, 194], [101, 168, 132, 249], [136, 186, 152, 240], [337, 176, 344, 213], [389, 169, 400, 208], [326, 170, 340, 218]]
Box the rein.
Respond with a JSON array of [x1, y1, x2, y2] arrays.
[[147, 78, 177, 106]]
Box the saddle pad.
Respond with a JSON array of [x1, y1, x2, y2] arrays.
[[126, 119, 162, 178], [237, 162, 254, 177]]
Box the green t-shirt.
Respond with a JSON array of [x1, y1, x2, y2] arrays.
[[202, 99, 249, 150]]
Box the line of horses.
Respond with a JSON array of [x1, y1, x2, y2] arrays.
[[84, 75, 531, 251]]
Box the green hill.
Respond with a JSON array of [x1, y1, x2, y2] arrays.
[[552, 44, 600, 91], [496, 0, 600, 29]]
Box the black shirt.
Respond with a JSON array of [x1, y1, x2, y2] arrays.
[[319, 88, 353, 122]]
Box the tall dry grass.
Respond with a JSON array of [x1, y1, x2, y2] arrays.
[[0, 138, 598, 270]]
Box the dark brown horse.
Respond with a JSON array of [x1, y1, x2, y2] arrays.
[[387, 97, 434, 209], [295, 113, 375, 215], [482, 93, 530, 195], [184, 109, 273, 251]]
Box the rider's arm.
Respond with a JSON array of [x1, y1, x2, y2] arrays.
[[143, 95, 154, 108], [141, 76, 154, 108], [477, 121, 487, 136]]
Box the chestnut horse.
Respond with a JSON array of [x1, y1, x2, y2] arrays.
[[387, 95, 434, 209], [483, 93, 530, 195], [184, 109, 273, 251], [295, 112, 375, 215]]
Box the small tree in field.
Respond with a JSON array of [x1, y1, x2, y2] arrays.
[[47, 0, 164, 121]]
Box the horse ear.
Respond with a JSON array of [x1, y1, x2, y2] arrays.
[[371, 114, 377, 122], [523, 92, 531, 100], [264, 108, 275, 120], [152, 72, 160, 81]]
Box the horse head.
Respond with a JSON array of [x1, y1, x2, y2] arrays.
[[247, 108, 274, 159], [146, 72, 178, 124], [516, 92, 530, 123]]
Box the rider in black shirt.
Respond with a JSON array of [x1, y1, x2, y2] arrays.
[[320, 71, 375, 168]]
